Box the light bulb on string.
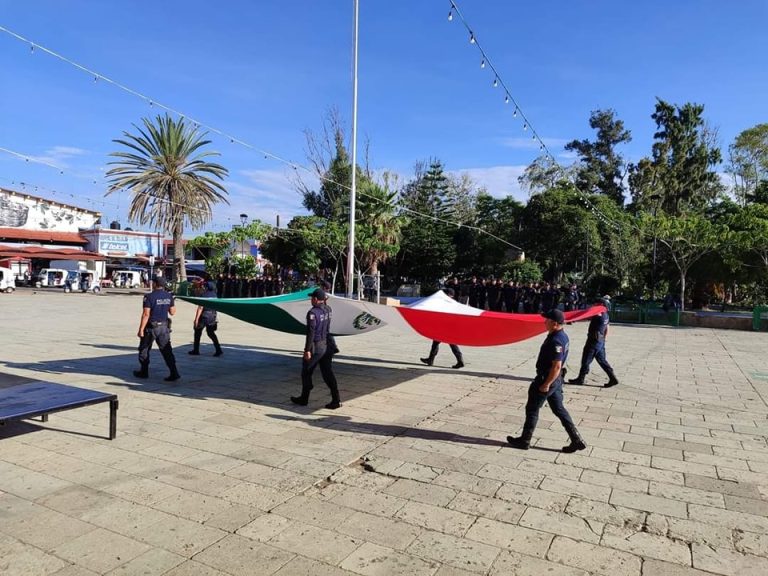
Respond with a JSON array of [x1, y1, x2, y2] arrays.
[[480, 58, 485, 68], [448, 9, 453, 21], [504, 94, 509, 104], [492, 77, 498, 88], [513, 108, 518, 118], [29, 44, 34, 53], [469, 32, 475, 44], [523, 123, 528, 131]]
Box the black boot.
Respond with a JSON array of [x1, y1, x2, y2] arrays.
[[290, 396, 309, 406], [188, 350, 200, 355], [133, 369, 148, 379], [165, 371, 181, 382], [452, 360, 464, 369], [213, 348, 223, 357], [506, 436, 530, 450], [568, 373, 585, 385], [562, 428, 587, 453], [420, 357, 434, 366], [604, 373, 619, 387]]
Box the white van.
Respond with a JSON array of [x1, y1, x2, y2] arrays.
[[36, 268, 69, 288], [0, 266, 15, 293], [113, 270, 143, 289]]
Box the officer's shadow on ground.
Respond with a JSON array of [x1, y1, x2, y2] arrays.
[[268, 413, 508, 448], [3, 342, 535, 410]]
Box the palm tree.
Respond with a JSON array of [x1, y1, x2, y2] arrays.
[[106, 114, 229, 281], [357, 179, 402, 276]]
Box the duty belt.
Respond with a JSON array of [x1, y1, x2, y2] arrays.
[[149, 321, 167, 327]]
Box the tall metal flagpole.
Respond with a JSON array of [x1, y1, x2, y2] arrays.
[[346, 0, 359, 298]]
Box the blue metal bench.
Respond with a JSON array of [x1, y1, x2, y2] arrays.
[[0, 382, 118, 440]]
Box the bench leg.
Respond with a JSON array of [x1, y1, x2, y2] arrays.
[[109, 399, 118, 440], [41, 414, 48, 422]]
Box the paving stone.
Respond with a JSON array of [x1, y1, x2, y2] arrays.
[[271, 495, 357, 530], [723, 494, 768, 516], [267, 521, 362, 565], [547, 535, 642, 576], [644, 513, 733, 548], [0, 505, 97, 551], [382, 478, 457, 506], [580, 469, 650, 493], [601, 524, 691, 565], [237, 513, 293, 542], [465, 517, 553, 558], [340, 541, 440, 576], [50, 565, 100, 576], [688, 503, 768, 534], [337, 510, 422, 551], [692, 542, 768, 576], [105, 548, 186, 576], [51, 528, 152, 574], [684, 474, 763, 499], [407, 529, 501, 573], [192, 534, 295, 575], [134, 514, 227, 557], [163, 560, 230, 576], [519, 506, 603, 543], [590, 447, 652, 466], [0, 533, 68, 576], [447, 491, 526, 525], [642, 558, 723, 576], [476, 463, 544, 487], [495, 482, 571, 511], [324, 484, 408, 517], [431, 470, 502, 497], [219, 481, 293, 510], [655, 439, 714, 455], [565, 497, 646, 530], [618, 463, 685, 485], [610, 489, 688, 518], [395, 500, 476, 537], [649, 481, 725, 507], [734, 529, 768, 556], [540, 476, 611, 502], [489, 550, 589, 576], [623, 441, 684, 460], [272, 555, 358, 576]]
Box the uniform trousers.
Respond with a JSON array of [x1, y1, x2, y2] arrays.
[[522, 378, 579, 442], [300, 341, 339, 402], [577, 340, 616, 380], [138, 323, 178, 374], [192, 322, 222, 353]]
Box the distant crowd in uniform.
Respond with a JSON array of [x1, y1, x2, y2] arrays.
[[442, 276, 585, 313], [214, 273, 285, 299]]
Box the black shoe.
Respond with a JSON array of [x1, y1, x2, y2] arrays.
[[420, 357, 433, 366], [325, 401, 341, 410], [290, 396, 308, 406], [213, 350, 223, 357], [164, 373, 181, 382], [567, 378, 584, 385], [188, 350, 200, 355], [451, 361, 464, 369], [562, 440, 587, 453], [506, 436, 530, 450], [133, 370, 148, 379], [604, 378, 619, 388]]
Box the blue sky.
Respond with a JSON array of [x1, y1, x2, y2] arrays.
[[1, 0, 766, 234]]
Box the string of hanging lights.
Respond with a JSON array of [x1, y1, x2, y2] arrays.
[[0, 23, 524, 248], [446, 1, 623, 231]]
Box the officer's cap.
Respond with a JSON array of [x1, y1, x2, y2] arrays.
[[541, 308, 565, 324], [310, 287, 326, 300], [152, 276, 167, 288]]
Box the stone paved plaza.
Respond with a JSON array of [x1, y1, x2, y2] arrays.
[[2, 289, 768, 576]]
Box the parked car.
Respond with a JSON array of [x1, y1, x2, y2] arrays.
[[113, 270, 143, 289], [0, 266, 15, 293], [63, 271, 101, 293], [35, 268, 69, 288]]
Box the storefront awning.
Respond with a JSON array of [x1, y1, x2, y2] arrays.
[[0, 245, 104, 261], [0, 227, 88, 244]]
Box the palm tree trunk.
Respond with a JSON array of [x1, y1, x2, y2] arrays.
[[173, 221, 186, 282]]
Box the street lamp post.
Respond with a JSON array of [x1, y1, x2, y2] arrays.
[[239, 213, 248, 261], [649, 194, 662, 302]]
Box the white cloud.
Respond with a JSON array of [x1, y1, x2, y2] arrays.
[[28, 146, 88, 169], [218, 167, 314, 227], [449, 165, 529, 202]]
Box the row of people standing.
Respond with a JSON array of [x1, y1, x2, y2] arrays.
[[215, 274, 284, 299], [444, 277, 584, 313]]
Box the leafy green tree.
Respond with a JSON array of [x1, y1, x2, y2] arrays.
[[397, 160, 456, 283], [565, 109, 632, 205], [356, 179, 402, 276], [643, 213, 725, 310], [727, 123, 768, 205], [629, 99, 723, 215], [106, 114, 228, 281], [518, 154, 570, 197]]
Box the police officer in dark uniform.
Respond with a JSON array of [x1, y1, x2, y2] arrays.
[[507, 308, 586, 453], [568, 297, 619, 387], [189, 280, 223, 357], [291, 288, 341, 409], [419, 288, 464, 369], [134, 276, 180, 381]]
